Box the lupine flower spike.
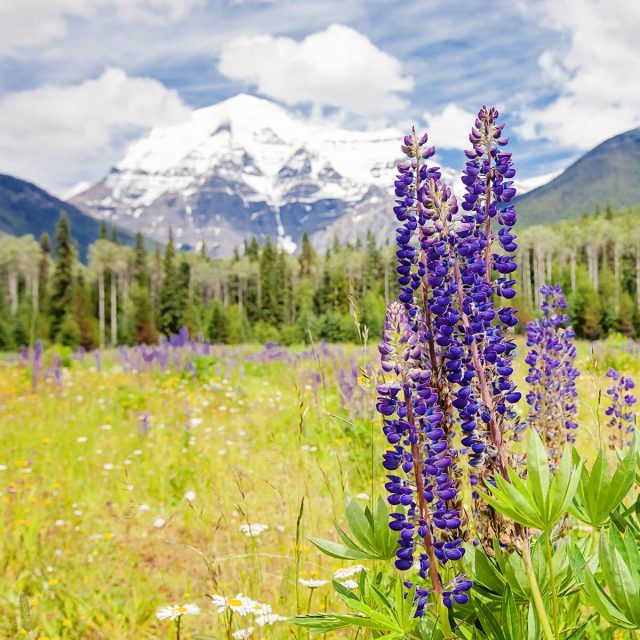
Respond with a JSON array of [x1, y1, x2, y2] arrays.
[[525, 284, 579, 468], [604, 368, 636, 449]]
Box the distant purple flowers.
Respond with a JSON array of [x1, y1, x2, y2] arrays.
[[376, 106, 520, 613], [604, 368, 636, 448], [525, 284, 579, 466]]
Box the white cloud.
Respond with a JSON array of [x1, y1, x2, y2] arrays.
[[0, 0, 203, 55], [0, 67, 191, 194], [423, 104, 476, 150], [217, 24, 414, 114], [515, 0, 640, 149]]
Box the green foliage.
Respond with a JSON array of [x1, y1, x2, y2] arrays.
[[479, 429, 583, 531], [309, 496, 397, 561], [573, 527, 640, 629], [570, 442, 637, 527], [291, 575, 422, 638]]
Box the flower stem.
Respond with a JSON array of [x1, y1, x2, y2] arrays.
[[523, 540, 555, 640], [176, 615, 181, 640], [544, 533, 560, 637]]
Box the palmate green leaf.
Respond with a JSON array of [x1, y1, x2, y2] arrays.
[[308, 536, 372, 560], [599, 527, 640, 626], [570, 543, 637, 629], [373, 495, 398, 559], [527, 429, 551, 512], [309, 496, 397, 561], [501, 586, 520, 640], [345, 496, 375, 549], [547, 445, 582, 527], [571, 444, 636, 526], [474, 599, 507, 640], [467, 544, 506, 596]]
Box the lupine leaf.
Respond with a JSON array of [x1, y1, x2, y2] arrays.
[[600, 527, 640, 624], [501, 586, 520, 640], [547, 445, 582, 527], [527, 429, 550, 514], [345, 497, 376, 549], [308, 537, 371, 560], [474, 599, 507, 640]]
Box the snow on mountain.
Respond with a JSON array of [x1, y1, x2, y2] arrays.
[[71, 93, 551, 255]]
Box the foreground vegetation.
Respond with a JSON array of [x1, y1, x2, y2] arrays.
[[0, 335, 635, 639]]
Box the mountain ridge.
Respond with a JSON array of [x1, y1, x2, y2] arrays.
[[0, 173, 136, 262]]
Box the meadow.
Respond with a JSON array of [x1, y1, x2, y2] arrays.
[[0, 334, 632, 639]]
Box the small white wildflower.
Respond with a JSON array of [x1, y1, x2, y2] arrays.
[[156, 603, 201, 621], [54, 519, 65, 527], [100, 424, 112, 431], [333, 565, 366, 580], [76, 437, 88, 443], [133, 449, 142, 456], [184, 490, 196, 502], [239, 523, 268, 537], [338, 579, 358, 589], [298, 578, 329, 589], [152, 517, 166, 528], [139, 504, 151, 512], [0, 464, 6, 471], [103, 463, 113, 471], [355, 493, 369, 500], [210, 594, 253, 616], [255, 613, 287, 627], [232, 628, 254, 639], [190, 418, 202, 427]]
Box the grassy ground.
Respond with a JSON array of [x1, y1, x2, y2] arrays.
[[0, 338, 635, 639]]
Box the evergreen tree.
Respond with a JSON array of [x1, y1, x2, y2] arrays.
[[49, 214, 75, 340], [208, 300, 230, 343], [159, 229, 182, 335], [73, 273, 97, 349], [259, 238, 279, 324], [131, 232, 155, 343], [99, 219, 108, 240], [299, 232, 316, 277], [38, 232, 51, 315]]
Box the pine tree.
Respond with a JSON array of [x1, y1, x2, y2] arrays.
[[208, 300, 230, 343], [38, 232, 51, 315], [159, 229, 182, 335], [299, 232, 316, 277], [99, 219, 108, 240], [49, 214, 75, 340], [73, 273, 97, 349], [259, 238, 279, 324], [131, 232, 155, 343]]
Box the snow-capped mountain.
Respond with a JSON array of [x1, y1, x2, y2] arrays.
[[71, 93, 546, 255]]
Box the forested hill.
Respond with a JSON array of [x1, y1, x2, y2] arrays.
[[0, 174, 134, 262], [516, 127, 640, 226]]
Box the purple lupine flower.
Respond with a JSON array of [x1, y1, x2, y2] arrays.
[[456, 106, 521, 482], [31, 340, 43, 392], [525, 284, 579, 467], [378, 302, 464, 606], [377, 112, 524, 611], [604, 368, 636, 449]]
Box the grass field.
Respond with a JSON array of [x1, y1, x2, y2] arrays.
[[0, 337, 635, 639]]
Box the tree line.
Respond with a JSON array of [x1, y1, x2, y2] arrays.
[[1, 205, 640, 351]]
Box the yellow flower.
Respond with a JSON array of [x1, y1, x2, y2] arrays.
[[48, 578, 59, 586]]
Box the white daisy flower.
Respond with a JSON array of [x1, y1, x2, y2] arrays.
[[239, 523, 268, 537], [152, 517, 166, 528], [232, 628, 254, 639], [210, 594, 253, 616], [255, 614, 287, 627], [298, 578, 329, 589], [337, 579, 359, 589], [156, 603, 201, 621], [184, 490, 196, 502], [333, 565, 366, 580]]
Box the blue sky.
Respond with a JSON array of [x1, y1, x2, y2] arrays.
[[0, 0, 638, 195]]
